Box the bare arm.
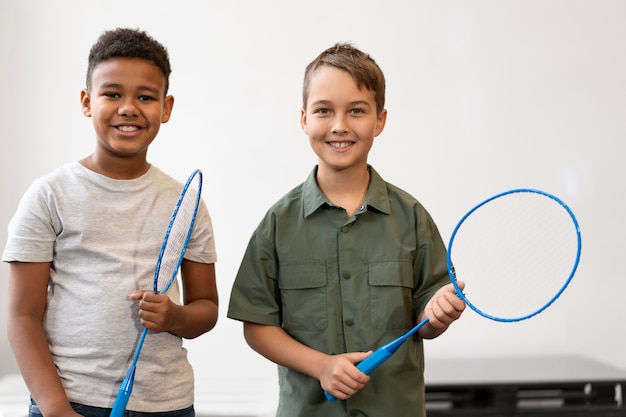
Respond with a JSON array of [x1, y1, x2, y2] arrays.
[[243, 322, 371, 400], [130, 260, 218, 339], [418, 281, 466, 339], [7, 262, 81, 417]]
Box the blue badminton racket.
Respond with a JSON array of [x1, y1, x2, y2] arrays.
[[325, 188, 582, 401], [110, 169, 203, 416]]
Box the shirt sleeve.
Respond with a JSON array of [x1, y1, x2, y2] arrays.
[[412, 204, 450, 315], [3, 180, 58, 263], [184, 199, 218, 264], [227, 214, 282, 326]]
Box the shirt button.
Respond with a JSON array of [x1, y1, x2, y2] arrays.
[[349, 410, 360, 417], [340, 226, 349, 233], [345, 319, 354, 326], [342, 272, 351, 280]]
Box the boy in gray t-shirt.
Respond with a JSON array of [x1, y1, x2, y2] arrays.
[[3, 28, 218, 417]]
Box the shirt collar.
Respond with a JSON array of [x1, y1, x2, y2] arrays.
[[302, 165, 391, 218]]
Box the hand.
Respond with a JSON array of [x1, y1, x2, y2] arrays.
[[319, 351, 372, 400], [423, 281, 466, 331], [129, 291, 180, 332]]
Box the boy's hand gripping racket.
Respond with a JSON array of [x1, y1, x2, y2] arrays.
[[110, 169, 203, 416], [325, 188, 582, 401]]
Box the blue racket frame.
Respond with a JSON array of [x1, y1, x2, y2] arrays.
[[110, 169, 203, 417], [325, 188, 582, 401], [447, 188, 582, 322]]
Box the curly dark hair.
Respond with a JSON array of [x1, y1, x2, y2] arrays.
[[86, 28, 171, 94], [302, 43, 386, 116]]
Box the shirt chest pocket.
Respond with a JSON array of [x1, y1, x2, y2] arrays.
[[278, 261, 328, 331], [368, 260, 414, 330]]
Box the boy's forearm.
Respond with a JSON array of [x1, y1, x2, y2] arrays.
[[8, 317, 74, 417], [243, 322, 328, 381], [169, 299, 219, 339], [171, 260, 218, 338], [7, 262, 75, 417]]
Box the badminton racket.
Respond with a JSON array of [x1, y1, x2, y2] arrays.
[[110, 169, 203, 416], [325, 188, 582, 401]]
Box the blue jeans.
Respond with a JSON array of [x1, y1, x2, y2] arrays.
[[29, 398, 195, 417]]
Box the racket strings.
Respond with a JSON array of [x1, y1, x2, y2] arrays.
[[154, 177, 201, 294], [450, 191, 580, 321]]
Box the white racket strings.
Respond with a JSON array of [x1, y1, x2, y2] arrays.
[[449, 191, 580, 321]]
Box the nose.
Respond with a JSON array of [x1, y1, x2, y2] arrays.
[[118, 98, 138, 117], [331, 114, 349, 135]]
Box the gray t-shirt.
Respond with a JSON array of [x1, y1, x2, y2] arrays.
[[3, 161, 217, 412]]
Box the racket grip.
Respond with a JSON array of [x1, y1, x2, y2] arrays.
[[110, 367, 136, 417], [324, 347, 393, 401], [355, 347, 393, 374]]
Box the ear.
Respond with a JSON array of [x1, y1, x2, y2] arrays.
[[300, 108, 308, 134], [80, 89, 92, 117], [374, 108, 388, 137], [161, 95, 175, 123]]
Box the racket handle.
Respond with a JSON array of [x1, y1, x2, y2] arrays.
[[110, 366, 136, 417], [324, 318, 430, 401], [324, 347, 392, 401]]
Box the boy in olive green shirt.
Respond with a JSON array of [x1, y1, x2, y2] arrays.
[[228, 43, 465, 417]]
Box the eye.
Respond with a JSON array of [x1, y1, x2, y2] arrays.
[[350, 107, 365, 115], [314, 108, 330, 115], [103, 92, 120, 99], [138, 95, 155, 101]]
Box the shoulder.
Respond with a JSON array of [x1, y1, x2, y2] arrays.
[[369, 166, 438, 226], [17, 162, 81, 203], [251, 166, 314, 220], [385, 181, 420, 205], [369, 166, 422, 210], [148, 165, 183, 189], [244, 179, 309, 247], [251, 183, 305, 235], [30, 161, 80, 186], [268, 182, 305, 214]]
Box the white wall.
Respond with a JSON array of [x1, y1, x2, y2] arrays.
[[1, 0, 625, 397]]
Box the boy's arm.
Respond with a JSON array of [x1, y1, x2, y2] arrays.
[[417, 281, 466, 339], [131, 260, 218, 339], [7, 262, 81, 417], [243, 321, 372, 401]]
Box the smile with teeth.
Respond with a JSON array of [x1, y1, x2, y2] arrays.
[[328, 141, 352, 149], [116, 125, 140, 132]]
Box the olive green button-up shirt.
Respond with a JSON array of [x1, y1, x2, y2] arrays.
[[228, 165, 450, 417]]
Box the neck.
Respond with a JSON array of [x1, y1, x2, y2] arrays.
[[316, 164, 370, 217], [80, 154, 151, 180]]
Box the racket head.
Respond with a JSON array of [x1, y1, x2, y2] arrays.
[[153, 169, 203, 294], [446, 188, 582, 322]]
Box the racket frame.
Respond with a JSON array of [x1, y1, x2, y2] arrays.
[[446, 188, 582, 322], [324, 188, 582, 401], [109, 169, 203, 417]]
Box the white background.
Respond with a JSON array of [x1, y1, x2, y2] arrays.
[[1, 0, 625, 411]]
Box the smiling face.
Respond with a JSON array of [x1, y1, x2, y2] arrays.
[[80, 57, 174, 168], [301, 65, 387, 176]]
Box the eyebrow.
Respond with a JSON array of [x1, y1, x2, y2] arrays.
[[310, 99, 373, 108], [98, 82, 161, 94]]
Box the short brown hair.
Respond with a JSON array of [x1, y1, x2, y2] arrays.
[[302, 43, 386, 115]]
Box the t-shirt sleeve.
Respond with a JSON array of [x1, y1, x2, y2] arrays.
[[3, 180, 58, 263], [183, 198, 218, 264]]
